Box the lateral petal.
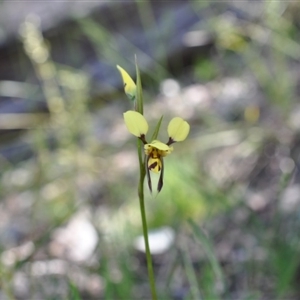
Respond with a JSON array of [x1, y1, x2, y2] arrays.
[[167, 117, 190, 142], [124, 111, 149, 137]]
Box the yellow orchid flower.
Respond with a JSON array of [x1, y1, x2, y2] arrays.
[[123, 110, 190, 192], [117, 65, 136, 102]]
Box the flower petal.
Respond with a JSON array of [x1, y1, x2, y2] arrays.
[[147, 140, 170, 151], [124, 111, 148, 137], [146, 156, 152, 193], [167, 117, 190, 142], [157, 157, 164, 192], [117, 65, 136, 101], [148, 157, 162, 173]]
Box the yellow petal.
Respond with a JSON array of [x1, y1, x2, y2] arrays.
[[117, 65, 136, 101], [144, 144, 152, 155], [167, 117, 190, 142], [124, 111, 148, 137], [147, 140, 170, 151], [148, 157, 162, 173]]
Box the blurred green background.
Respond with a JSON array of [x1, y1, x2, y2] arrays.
[[1, 1, 300, 299]]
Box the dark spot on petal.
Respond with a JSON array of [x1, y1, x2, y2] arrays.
[[149, 161, 157, 170]]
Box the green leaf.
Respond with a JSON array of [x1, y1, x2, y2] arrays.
[[150, 115, 163, 141], [135, 56, 143, 115]]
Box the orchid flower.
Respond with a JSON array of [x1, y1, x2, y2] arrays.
[[124, 110, 190, 192]]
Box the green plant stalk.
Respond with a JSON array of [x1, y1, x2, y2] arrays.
[[135, 58, 157, 300], [137, 140, 157, 300]]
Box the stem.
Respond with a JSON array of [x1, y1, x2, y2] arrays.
[[134, 57, 157, 299], [137, 139, 158, 300]]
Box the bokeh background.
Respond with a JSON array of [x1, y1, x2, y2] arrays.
[[1, 1, 300, 299]]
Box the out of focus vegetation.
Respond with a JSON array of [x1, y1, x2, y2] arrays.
[[1, 1, 300, 299]]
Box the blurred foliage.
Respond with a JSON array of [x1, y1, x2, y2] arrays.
[[1, 0, 300, 299]]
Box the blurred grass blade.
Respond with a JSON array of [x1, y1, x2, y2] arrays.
[[180, 242, 202, 300], [68, 281, 82, 300], [150, 115, 163, 141], [135, 56, 143, 115], [188, 218, 225, 295]]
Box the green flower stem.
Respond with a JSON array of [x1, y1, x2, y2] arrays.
[[137, 139, 158, 300], [133, 57, 157, 299]]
